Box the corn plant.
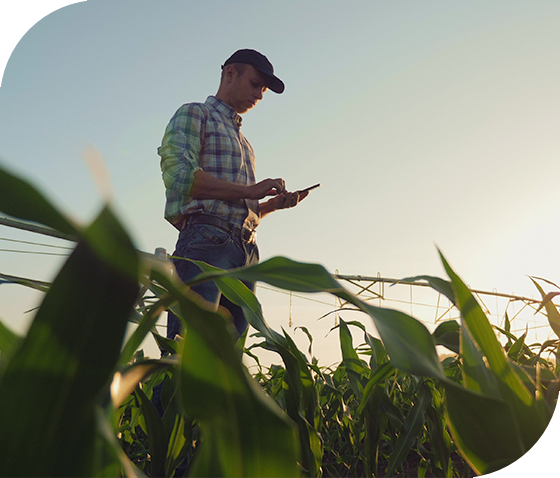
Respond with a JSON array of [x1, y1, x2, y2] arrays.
[[0, 161, 558, 477]]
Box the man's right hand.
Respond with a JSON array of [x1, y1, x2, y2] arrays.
[[248, 178, 286, 199]]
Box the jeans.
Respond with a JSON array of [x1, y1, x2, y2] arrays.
[[167, 221, 259, 340]]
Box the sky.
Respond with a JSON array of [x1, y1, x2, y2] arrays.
[[1, 2, 559, 474]]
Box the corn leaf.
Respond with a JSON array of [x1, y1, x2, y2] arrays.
[[441, 252, 549, 465], [531, 278, 560, 338], [460, 323, 499, 396], [396, 275, 456, 305], [0, 320, 22, 369], [443, 382, 524, 475], [0, 162, 78, 237], [0, 207, 139, 477], [135, 385, 168, 477], [432, 320, 460, 354], [111, 359, 177, 408], [339, 319, 366, 397], [385, 382, 433, 477]]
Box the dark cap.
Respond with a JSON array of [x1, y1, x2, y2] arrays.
[[222, 49, 285, 94]]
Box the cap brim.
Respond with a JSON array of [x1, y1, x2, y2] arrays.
[[267, 75, 285, 94], [252, 66, 284, 94]]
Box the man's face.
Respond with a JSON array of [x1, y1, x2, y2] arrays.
[[229, 65, 269, 114]]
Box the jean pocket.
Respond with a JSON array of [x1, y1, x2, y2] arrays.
[[188, 224, 231, 249]]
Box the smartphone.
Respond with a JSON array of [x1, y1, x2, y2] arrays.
[[298, 183, 321, 194]]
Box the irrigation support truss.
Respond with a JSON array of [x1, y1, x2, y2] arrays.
[[332, 273, 548, 337], [1, 216, 554, 338]]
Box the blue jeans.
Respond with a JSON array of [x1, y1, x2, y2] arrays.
[[167, 221, 259, 340]]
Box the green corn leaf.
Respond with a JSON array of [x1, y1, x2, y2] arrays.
[[0, 162, 78, 237], [339, 319, 366, 397], [460, 322, 499, 396], [295, 326, 314, 358], [425, 404, 451, 477], [357, 361, 395, 415], [118, 297, 174, 367], [364, 332, 388, 367], [531, 278, 560, 338], [385, 382, 433, 477], [111, 358, 177, 408], [440, 251, 532, 404], [0, 273, 51, 293], [432, 320, 460, 354], [0, 207, 139, 477], [0, 320, 22, 369], [358, 302, 446, 380], [443, 382, 524, 476], [188, 256, 343, 293], [397, 275, 456, 305], [441, 252, 550, 464], [165, 414, 192, 477], [187, 259, 287, 348], [135, 385, 168, 478], [508, 330, 528, 361], [180, 313, 300, 477]]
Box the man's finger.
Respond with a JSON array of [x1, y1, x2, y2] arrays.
[[274, 178, 286, 193]]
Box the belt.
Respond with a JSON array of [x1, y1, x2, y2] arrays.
[[184, 215, 257, 244]]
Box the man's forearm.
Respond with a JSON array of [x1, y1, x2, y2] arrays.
[[190, 170, 286, 202], [190, 170, 248, 200]]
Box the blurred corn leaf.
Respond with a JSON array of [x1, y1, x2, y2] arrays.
[[0, 320, 22, 370], [0, 208, 139, 477], [433, 320, 460, 354], [0, 162, 78, 237]]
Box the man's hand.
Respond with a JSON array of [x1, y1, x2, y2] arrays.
[[248, 178, 286, 200], [259, 189, 309, 218]]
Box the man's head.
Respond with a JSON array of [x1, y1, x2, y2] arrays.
[[222, 49, 284, 94], [216, 49, 284, 114]]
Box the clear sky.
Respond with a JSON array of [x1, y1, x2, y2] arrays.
[[1, 2, 559, 474]]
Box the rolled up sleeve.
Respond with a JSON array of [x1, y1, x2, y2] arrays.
[[158, 103, 206, 196]]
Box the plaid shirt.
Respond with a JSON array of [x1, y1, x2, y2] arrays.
[[158, 96, 260, 231]]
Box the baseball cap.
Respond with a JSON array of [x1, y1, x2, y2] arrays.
[[222, 49, 285, 94]]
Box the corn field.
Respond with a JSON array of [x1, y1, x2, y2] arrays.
[[0, 163, 558, 477]]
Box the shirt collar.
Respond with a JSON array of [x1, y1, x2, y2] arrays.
[[206, 96, 242, 128]]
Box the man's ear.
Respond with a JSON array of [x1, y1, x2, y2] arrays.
[[224, 64, 237, 82]]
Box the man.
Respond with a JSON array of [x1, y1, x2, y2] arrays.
[[158, 49, 308, 339]]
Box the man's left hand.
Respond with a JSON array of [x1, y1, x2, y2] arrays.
[[273, 190, 309, 210], [259, 189, 309, 218]]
